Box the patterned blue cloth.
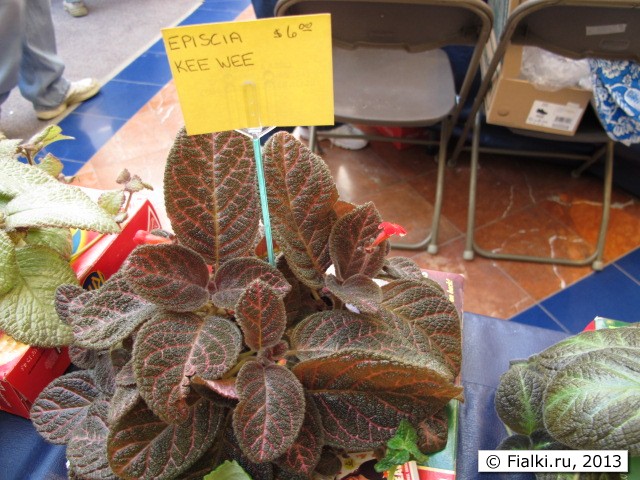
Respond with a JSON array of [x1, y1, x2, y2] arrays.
[[590, 59, 640, 145]]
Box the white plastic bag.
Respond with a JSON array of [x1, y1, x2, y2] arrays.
[[520, 46, 592, 91]]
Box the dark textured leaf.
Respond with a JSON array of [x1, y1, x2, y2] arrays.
[[261, 340, 289, 362], [233, 361, 306, 463], [66, 400, 116, 479], [275, 395, 324, 476], [115, 361, 136, 387], [164, 129, 260, 268], [291, 310, 444, 369], [108, 398, 224, 480], [382, 257, 424, 281], [211, 257, 291, 310], [31, 370, 102, 444], [94, 351, 118, 397], [314, 448, 343, 476], [263, 132, 339, 289], [124, 244, 210, 312], [69, 345, 98, 369], [65, 271, 157, 349], [221, 421, 275, 480], [329, 202, 387, 281], [55, 283, 87, 324], [133, 312, 242, 424], [325, 273, 382, 315], [495, 361, 547, 435], [497, 433, 534, 451], [543, 349, 640, 455], [293, 350, 463, 449], [236, 280, 287, 351], [382, 279, 461, 378], [108, 384, 139, 426], [416, 406, 449, 453]]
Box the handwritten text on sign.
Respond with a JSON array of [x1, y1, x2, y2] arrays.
[[162, 15, 333, 135]]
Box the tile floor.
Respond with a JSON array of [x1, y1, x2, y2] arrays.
[[41, 0, 640, 334]]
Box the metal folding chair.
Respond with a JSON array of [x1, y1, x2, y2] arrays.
[[451, 0, 640, 270], [275, 0, 493, 253]]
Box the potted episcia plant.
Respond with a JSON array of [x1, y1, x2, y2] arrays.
[[30, 129, 464, 479], [494, 325, 640, 480], [0, 126, 124, 347]]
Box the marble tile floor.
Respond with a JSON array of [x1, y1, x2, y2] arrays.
[[42, 0, 640, 335]]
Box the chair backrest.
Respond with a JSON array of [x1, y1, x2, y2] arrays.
[[275, 0, 493, 52], [507, 0, 640, 61]]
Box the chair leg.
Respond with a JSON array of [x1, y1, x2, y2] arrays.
[[571, 144, 606, 178], [309, 126, 319, 154], [463, 113, 481, 261], [591, 140, 614, 271]]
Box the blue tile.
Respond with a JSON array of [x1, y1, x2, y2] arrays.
[[146, 39, 168, 55], [199, 0, 250, 11], [42, 114, 126, 163], [614, 247, 640, 283], [114, 52, 172, 86], [540, 265, 640, 333], [57, 158, 86, 176], [509, 305, 569, 333], [70, 81, 160, 120]]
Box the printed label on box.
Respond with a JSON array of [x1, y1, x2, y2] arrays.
[[525, 100, 583, 132]]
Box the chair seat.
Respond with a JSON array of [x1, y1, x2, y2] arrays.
[[332, 47, 456, 126]]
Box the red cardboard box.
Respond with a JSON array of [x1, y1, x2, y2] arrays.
[[0, 195, 160, 418]]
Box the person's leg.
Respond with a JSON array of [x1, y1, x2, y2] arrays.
[[18, 0, 70, 111], [250, 0, 278, 18], [0, 0, 25, 112]]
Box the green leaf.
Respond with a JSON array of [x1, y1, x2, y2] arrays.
[[495, 361, 547, 435], [329, 202, 387, 281], [233, 362, 306, 463], [382, 279, 462, 378], [543, 348, 640, 455], [211, 257, 291, 310], [386, 419, 429, 462], [263, 132, 339, 290], [164, 129, 260, 268], [97, 190, 126, 216], [0, 245, 76, 346], [66, 399, 116, 479], [24, 227, 72, 259], [31, 370, 102, 444], [235, 280, 287, 351], [36, 153, 64, 178], [63, 271, 156, 349], [203, 461, 253, 480], [293, 350, 463, 450], [124, 244, 210, 312], [325, 273, 382, 315], [133, 312, 242, 424], [108, 398, 225, 480], [0, 230, 17, 295], [0, 138, 21, 163], [25, 124, 74, 150]]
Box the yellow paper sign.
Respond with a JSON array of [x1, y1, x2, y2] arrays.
[[162, 14, 334, 135]]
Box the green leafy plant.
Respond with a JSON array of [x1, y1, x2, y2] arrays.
[[30, 129, 463, 479], [494, 326, 640, 480], [375, 419, 430, 477], [0, 126, 121, 346]]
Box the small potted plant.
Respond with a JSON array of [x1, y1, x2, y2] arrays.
[[30, 129, 464, 479]]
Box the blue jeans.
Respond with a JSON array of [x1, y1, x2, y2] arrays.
[[250, 0, 278, 18], [0, 0, 70, 112]]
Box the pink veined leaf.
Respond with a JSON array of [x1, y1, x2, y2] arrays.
[[211, 257, 291, 310], [30, 370, 102, 445], [66, 400, 116, 479], [382, 279, 462, 378], [324, 273, 382, 315], [274, 395, 324, 476], [416, 405, 450, 454], [133, 311, 242, 424], [293, 350, 463, 450], [329, 202, 387, 281], [382, 256, 425, 281], [164, 129, 261, 268], [235, 280, 287, 351], [107, 398, 224, 480], [123, 244, 210, 312], [233, 361, 306, 463], [263, 131, 339, 290]]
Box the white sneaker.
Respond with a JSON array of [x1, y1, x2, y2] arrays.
[[63, 0, 88, 17], [294, 124, 369, 150], [35, 78, 100, 120]]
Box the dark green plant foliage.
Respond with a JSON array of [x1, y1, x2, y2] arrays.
[[31, 130, 463, 479], [495, 326, 640, 480]]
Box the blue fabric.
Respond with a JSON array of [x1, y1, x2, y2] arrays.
[[590, 59, 640, 146]]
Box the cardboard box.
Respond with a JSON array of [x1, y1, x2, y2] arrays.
[[483, 0, 593, 136], [0, 195, 160, 418]]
